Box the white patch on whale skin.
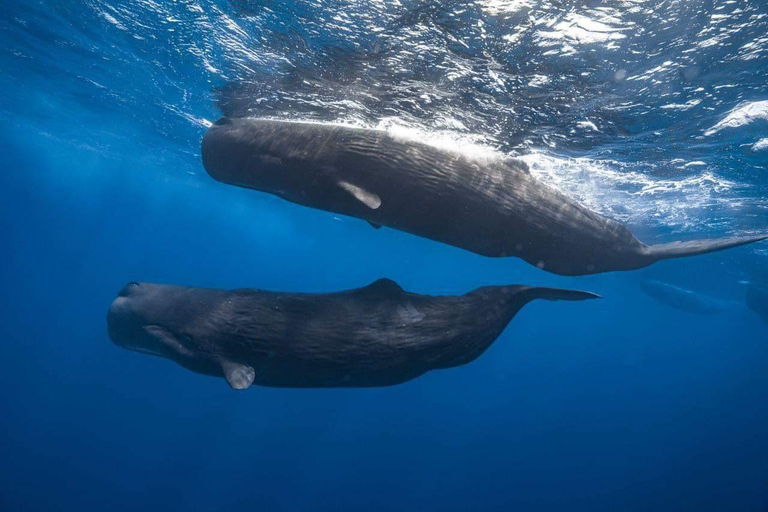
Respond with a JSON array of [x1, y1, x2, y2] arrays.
[[338, 180, 381, 209], [397, 302, 425, 324]]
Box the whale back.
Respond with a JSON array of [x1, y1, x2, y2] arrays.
[[184, 280, 598, 387]]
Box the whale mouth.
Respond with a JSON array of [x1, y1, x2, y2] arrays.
[[107, 309, 170, 359], [107, 289, 168, 359], [122, 344, 166, 358]]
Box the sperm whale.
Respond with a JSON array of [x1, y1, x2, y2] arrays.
[[640, 279, 735, 315], [201, 118, 767, 276], [107, 280, 598, 389]]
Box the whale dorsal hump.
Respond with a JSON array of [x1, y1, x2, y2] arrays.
[[338, 180, 382, 209], [221, 361, 255, 390], [361, 278, 404, 296]]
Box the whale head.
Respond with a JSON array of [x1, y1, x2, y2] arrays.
[[107, 282, 220, 374], [201, 118, 310, 195], [201, 117, 372, 208]]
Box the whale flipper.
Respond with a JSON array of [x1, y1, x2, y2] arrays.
[[645, 233, 768, 263], [222, 361, 255, 390], [338, 181, 381, 209]]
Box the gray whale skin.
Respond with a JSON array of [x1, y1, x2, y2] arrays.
[[747, 284, 768, 324], [107, 280, 598, 389], [201, 118, 767, 276]]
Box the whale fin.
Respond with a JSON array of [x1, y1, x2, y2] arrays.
[[338, 181, 381, 209], [222, 361, 255, 390], [645, 233, 768, 262], [520, 287, 601, 302], [362, 278, 404, 295]]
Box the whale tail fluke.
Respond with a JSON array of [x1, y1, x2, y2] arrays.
[[646, 233, 768, 263], [518, 287, 601, 303], [433, 286, 600, 370]]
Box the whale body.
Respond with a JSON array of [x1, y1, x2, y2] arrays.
[[640, 279, 731, 315], [200, 118, 767, 276], [746, 284, 768, 325], [107, 280, 598, 389]]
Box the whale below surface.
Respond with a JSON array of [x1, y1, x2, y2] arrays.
[[107, 280, 598, 389], [201, 118, 768, 276], [640, 279, 731, 315], [746, 284, 768, 324]]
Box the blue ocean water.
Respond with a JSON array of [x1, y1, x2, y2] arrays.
[[2, 1, 768, 510]]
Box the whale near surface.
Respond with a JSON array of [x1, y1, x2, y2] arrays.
[[201, 118, 767, 276], [107, 280, 598, 389]]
